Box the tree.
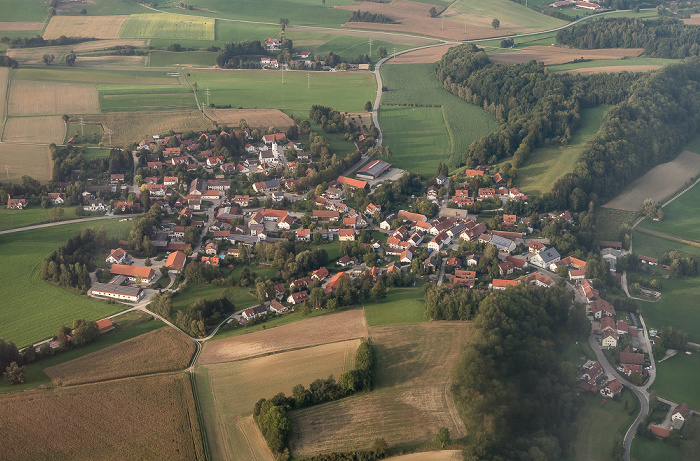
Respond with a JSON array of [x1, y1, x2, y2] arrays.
[[42, 53, 55, 65], [371, 279, 387, 301], [62, 114, 70, 123], [74, 205, 84, 216], [364, 101, 372, 111], [3, 362, 25, 385], [492, 18, 500, 29], [500, 38, 514, 48], [80, 8, 87, 14], [72, 319, 99, 346], [436, 427, 451, 448], [279, 17, 289, 31], [641, 198, 660, 219], [429, 6, 438, 17], [65, 50, 76, 66], [377, 46, 388, 58]]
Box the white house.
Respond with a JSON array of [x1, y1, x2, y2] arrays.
[[529, 247, 561, 270], [106, 248, 127, 265]]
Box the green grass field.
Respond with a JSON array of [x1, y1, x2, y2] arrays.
[[149, 50, 217, 67], [0, 312, 160, 393], [57, 0, 146, 16], [549, 57, 678, 72], [170, 283, 258, 315], [517, 106, 609, 195], [0, 0, 49, 22], [188, 68, 375, 119], [447, 0, 566, 33], [0, 206, 89, 231], [650, 352, 700, 410], [636, 180, 700, 241], [98, 84, 197, 112], [64, 122, 104, 145], [120, 13, 215, 40], [630, 437, 685, 461], [12, 67, 182, 85], [362, 286, 426, 326], [568, 391, 639, 461], [0, 219, 133, 348], [379, 62, 499, 171], [81, 148, 112, 161]]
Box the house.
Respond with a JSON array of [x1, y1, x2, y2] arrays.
[[269, 300, 288, 314], [313, 209, 340, 222], [242, 304, 269, 321], [649, 425, 671, 438], [163, 176, 178, 186], [380, 213, 397, 230], [491, 279, 518, 290], [336, 176, 369, 191], [356, 159, 391, 180], [260, 57, 279, 68], [227, 248, 241, 258], [165, 250, 187, 273], [109, 264, 156, 284], [337, 255, 358, 267], [365, 203, 381, 215], [400, 247, 414, 263], [265, 38, 281, 50], [287, 290, 309, 305], [339, 228, 355, 241], [205, 242, 218, 255], [48, 192, 66, 204], [262, 133, 286, 144], [386, 261, 401, 273], [488, 235, 517, 253], [620, 348, 645, 375], [502, 214, 518, 228], [106, 248, 127, 265], [96, 318, 115, 334], [639, 255, 659, 266], [201, 256, 220, 266], [498, 261, 515, 276], [672, 403, 691, 424], [428, 233, 446, 252], [423, 256, 438, 273], [296, 228, 312, 241], [398, 210, 427, 223], [85, 199, 108, 212], [324, 271, 349, 293], [529, 241, 545, 253], [110, 174, 125, 183], [148, 184, 167, 197], [580, 360, 604, 384], [90, 283, 144, 302], [233, 195, 250, 207], [312, 267, 330, 281], [600, 379, 623, 398], [617, 320, 629, 335], [601, 330, 618, 348], [6, 197, 26, 209], [290, 277, 311, 289], [590, 299, 616, 319], [529, 247, 561, 270]]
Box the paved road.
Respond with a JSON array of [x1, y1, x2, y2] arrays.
[[0, 213, 139, 235]]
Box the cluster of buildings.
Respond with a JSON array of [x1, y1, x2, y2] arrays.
[[549, 0, 603, 10]]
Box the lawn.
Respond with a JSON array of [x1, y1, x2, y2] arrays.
[[98, 84, 197, 111], [379, 62, 499, 170], [446, 0, 566, 34], [188, 68, 376, 119], [362, 287, 427, 326], [630, 437, 685, 461], [64, 121, 104, 145], [568, 391, 639, 461], [595, 207, 637, 242], [170, 283, 258, 315], [516, 106, 609, 195], [149, 50, 218, 67], [0, 219, 133, 348], [379, 106, 451, 177], [57, 0, 147, 16], [636, 178, 700, 241], [650, 352, 700, 411], [82, 147, 112, 161], [0, 312, 161, 394], [119, 13, 215, 40], [0, 205, 87, 231], [0, 0, 49, 22]]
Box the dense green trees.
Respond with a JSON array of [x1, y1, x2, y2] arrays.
[[41, 227, 109, 291], [349, 10, 396, 23]]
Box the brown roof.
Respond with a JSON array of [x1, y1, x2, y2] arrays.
[[110, 264, 154, 279], [620, 348, 644, 365], [313, 209, 339, 219], [165, 251, 187, 271], [96, 318, 113, 332], [397, 210, 426, 223], [674, 402, 690, 418], [108, 248, 126, 261], [650, 425, 671, 438], [605, 379, 623, 394]]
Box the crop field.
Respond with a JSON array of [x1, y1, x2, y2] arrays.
[[380, 62, 499, 169], [45, 327, 195, 386], [98, 84, 198, 112], [8, 80, 100, 116], [155, 0, 355, 28], [379, 106, 451, 177], [76, 54, 149, 67], [55, 0, 147, 15], [189, 69, 375, 119], [636, 178, 700, 241], [2, 116, 65, 144], [76, 110, 213, 146], [149, 50, 217, 67], [0, 374, 205, 460], [43, 15, 129, 40], [120, 13, 215, 40], [516, 106, 609, 195], [0, 67, 9, 121], [12, 67, 182, 86], [0, 0, 49, 22], [6, 39, 148, 65], [0, 144, 53, 183], [387, 452, 462, 461], [489, 46, 644, 66], [568, 392, 639, 461], [0, 21, 44, 30], [603, 150, 700, 211], [196, 340, 360, 461], [683, 13, 700, 25], [445, 0, 566, 34], [549, 57, 676, 73], [288, 322, 470, 456], [396, 44, 458, 64], [0, 220, 133, 348], [336, 0, 503, 42], [650, 352, 700, 410], [200, 309, 368, 364], [594, 207, 637, 242], [203, 108, 295, 129], [362, 286, 427, 326]]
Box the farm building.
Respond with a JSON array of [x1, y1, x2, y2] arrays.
[[90, 283, 144, 302], [165, 251, 187, 273], [106, 248, 127, 265], [109, 264, 156, 284], [6, 197, 26, 209], [96, 318, 115, 334], [356, 160, 392, 180], [336, 176, 369, 190]]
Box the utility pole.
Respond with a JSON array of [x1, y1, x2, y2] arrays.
[[5, 164, 9, 180], [205, 88, 211, 107], [79, 116, 85, 136]]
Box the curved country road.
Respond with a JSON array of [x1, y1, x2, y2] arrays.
[[0, 214, 139, 236]]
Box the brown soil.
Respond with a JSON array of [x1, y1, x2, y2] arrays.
[[387, 451, 463, 461], [198, 309, 368, 364], [488, 46, 644, 66], [336, 1, 504, 41], [682, 14, 700, 25], [557, 65, 663, 75], [394, 44, 458, 64], [204, 108, 295, 129]]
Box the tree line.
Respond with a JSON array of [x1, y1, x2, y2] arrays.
[[0, 35, 95, 48], [348, 10, 396, 23]]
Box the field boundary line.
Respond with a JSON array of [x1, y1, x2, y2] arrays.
[[189, 371, 212, 461], [439, 104, 456, 161]]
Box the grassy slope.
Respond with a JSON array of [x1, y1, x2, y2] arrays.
[[0, 206, 86, 231], [447, 0, 566, 33], [362, 286, 427, 326], [595, 208, 637, 242], [568, 392, 639, 461], [0, 0, 49, 22], [379, 62, 499, 172], [650, 352, 700, 411], [516, 106, 609, 195], [0, 219, 133, 348], [636, 179, 700, 241]]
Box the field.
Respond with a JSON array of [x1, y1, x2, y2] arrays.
[[6, 39, 149, 66], [44, 326, 195, 386], [603, 150, 700, 211], [0, 206, 88, 232], [388, 452, 462, 461], [0, 21, 43, 30], [0, 143, 53, 183], [568, 391, 639, 461], [649, 352, 700, 411], [7, 80, 100, 116], [43, 15, 129, 40], [489, 46, 644, 66], [0, 0, 49, 22], [636, 177, 700, 241], [76, 110, 214, 146], [336, 0, 503, 41], [516, 106, 609, 195], [396, 44, 458, 64], [2, 116, 65, 144], [203, 108, 295, 130], [445, 0, 566, 34], [99, 84, 197, 112], [0, 67, 10, 123], [170, 283, 258, 317], [559, 65, 663, 75], [379, 62, 499, 170], [149, 50, 218, 67], [594, 207, 637, 242], [55, 0, 147, 15], [630, 435, 686, 461], [682, 13, 700, 25], [199, 309, 368, 364], [362, 286, 427, 326], [548, 57, 676, 73], [120, 13, 215, 40], [288, 322, 470, 456], [11, 67, 182, 85], [0, 220, 133, 348], [196, 340, 360, 461], [64, 121, 104, 145], [0, 374, 205, 460], [379, 106, 451, 177], [189, 69, 376, 119]]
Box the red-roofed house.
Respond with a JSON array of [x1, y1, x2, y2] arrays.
[[491, 279, 518, 290], [336, 176, 369, 190], [324, 272, 349, 293], [312, 267, 330, 281], [96, 318, 114, 334], [165, 251, 187, 273], [600, 379, 623, 398], [339, 228, 356, 241], [287, 290, 309, 305], [110, 264, 156, 283], [106, 248, 127, 265]]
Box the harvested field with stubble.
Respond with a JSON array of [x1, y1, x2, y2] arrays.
[[682, 14, 700, 25], [8, 80, 99, 116], [196, 340, 360, 461], [388, 451, 463, 461], [7, 39, 147, 65], [0, 373, 205, 460], [0, 21, 44, 30], [199, 309, 368, 364], [288, 322, 471, 456], [120, 13, 215, 40], [0, 67, 9, 121], [336, 0, 502, 41], [557, 65, 663, 75], [395, 44, 458, 64], [603, 150, 700, 211], [204, 108, 295, 129], [0, 144, 52, 182], [489, 46, 644, 66], [43, 15, 129, 40], [44, 327, 195, 386], [76, 110, 213, 146], [2, 116, 65, 144]]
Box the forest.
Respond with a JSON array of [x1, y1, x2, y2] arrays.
[[348, 10, 396, 23]]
